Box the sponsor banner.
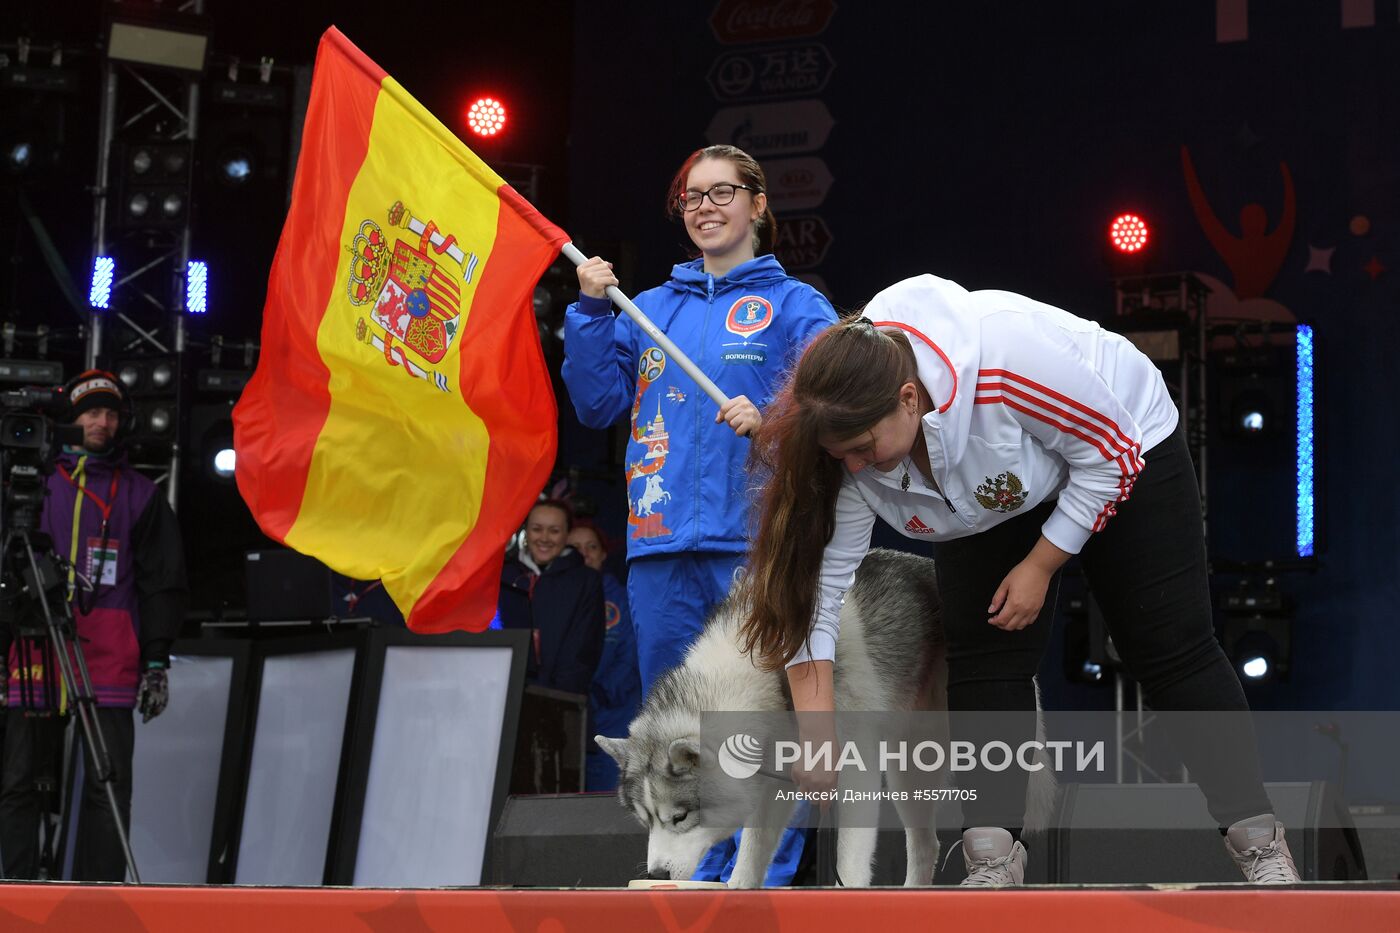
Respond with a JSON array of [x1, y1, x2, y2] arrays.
[[710, 0, 837, 44], [705, 99, 835, 157], [706, 43, 835, 101], [763, 156, 833, 213], [774, 213, 833, 270], [696, 710, 1400, 828]]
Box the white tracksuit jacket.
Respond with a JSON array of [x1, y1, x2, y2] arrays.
[[791, 274, 1180, 667]]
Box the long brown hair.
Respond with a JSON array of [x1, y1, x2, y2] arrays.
[[666, 144, 778, 256], [741, 316, 919, 670]]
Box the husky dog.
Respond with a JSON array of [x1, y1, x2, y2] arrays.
[[598, 548, 1054, 888], [597, 549, 951, 888]]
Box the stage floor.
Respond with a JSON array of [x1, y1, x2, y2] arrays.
[[1, 882, 1398, 932]]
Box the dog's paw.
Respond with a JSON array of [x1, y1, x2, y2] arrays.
[[726, 872, 764, 889]]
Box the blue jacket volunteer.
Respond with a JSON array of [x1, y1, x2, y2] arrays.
[[563, 255, 835, 688]]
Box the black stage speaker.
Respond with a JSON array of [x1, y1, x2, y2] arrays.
[[510, 686, 589, 795], [491, 793, 645, 887], [245, 549, 333, 621], [1048, 781, 1366, 883]]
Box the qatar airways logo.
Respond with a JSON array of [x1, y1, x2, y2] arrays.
[[710, 0, 836, 44]]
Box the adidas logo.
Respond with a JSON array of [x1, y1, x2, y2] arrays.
[[904, 515, 934, 534]]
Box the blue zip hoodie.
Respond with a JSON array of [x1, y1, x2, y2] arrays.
[[562, 254, 836, 559]]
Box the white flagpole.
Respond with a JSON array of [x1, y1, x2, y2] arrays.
[[561, 242, 730, 407]]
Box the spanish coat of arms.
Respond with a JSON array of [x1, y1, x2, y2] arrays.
[[345, 201, 480, 392]]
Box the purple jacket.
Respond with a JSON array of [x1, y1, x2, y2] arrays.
[[5, 450, 187, 709]]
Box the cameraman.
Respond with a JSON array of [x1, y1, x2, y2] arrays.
[[0, 370, 187, 881]]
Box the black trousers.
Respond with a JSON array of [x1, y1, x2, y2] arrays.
[[0, 706, 135, 881], [933, 425, 1273, 833]]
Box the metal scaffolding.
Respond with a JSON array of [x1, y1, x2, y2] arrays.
[[87, 40, 203, 508]]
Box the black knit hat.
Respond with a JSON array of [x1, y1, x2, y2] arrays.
[[65, 369, 127, 420]]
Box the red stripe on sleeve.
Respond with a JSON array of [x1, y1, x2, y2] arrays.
[[977, 368, 1137, 451]]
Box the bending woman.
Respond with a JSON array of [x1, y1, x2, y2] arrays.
[[740, 274, 1300, 886]]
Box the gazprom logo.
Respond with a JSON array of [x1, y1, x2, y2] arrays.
[[718, 733, 764, 779]]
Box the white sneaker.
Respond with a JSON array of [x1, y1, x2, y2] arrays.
[[1225, 814, 1301, 884], [959, 827, 1027, 886]]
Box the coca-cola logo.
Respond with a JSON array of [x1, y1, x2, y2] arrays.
[[710, 0, 836, 44]]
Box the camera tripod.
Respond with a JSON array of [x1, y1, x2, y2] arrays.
[[2, 526, 141, 883]]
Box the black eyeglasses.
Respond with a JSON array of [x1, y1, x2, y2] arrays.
[[676, 183, 761, 212]]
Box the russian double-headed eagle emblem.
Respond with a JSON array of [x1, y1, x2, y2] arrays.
[[974, 471, 1029, 513]]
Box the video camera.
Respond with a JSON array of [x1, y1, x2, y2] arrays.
[[0, 387, 82, 531]]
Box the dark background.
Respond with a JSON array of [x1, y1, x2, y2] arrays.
[[3, 4, 1396, 744]]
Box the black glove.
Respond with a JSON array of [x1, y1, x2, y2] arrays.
[[137, 664, 169, 723]]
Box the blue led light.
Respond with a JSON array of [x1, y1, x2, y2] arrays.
[[1295, 325, 1314, 557], [89, 256, 114, 309], [186, 260, 207, 314]]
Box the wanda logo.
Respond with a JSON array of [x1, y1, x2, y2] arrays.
[[710, 0, 836, 44], [780, 168, 815, 186]]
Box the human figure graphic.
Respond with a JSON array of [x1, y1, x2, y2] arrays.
[[1180, 145, 1296, 299]]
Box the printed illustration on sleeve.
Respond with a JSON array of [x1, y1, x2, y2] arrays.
[[721, 295, 775, 365], [348, 200, 478, 393], [627, 348, 675, 540]]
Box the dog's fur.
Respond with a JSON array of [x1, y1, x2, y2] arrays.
[[598, 548, 1054, 888]]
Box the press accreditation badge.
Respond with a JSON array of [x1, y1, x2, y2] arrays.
[[86, 538, 119, 586]]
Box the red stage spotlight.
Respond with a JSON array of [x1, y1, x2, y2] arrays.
[[1109, 213, 1150, 253], [467, 97, 507, 137]]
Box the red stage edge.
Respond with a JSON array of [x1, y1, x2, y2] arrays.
[[1, 882, 1398, 932]]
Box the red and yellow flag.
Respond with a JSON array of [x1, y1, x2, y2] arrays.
[[233, 27, 566, 632]]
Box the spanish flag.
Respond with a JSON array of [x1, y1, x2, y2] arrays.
[[233, 28, 566, 632]]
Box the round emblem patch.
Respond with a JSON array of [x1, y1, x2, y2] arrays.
[[638, 347, 666, 383], [725, 296, 774, 337]]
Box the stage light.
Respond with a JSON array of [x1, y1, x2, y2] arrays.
[[89, 256, 115, 309], [216, 150, 254, 185], [1240, 654, 1270, 680], [467, 97, 507, 137], [1109, 213, 1150, 253], [1296, 325, 1315, 558], [212, 447, 236, 478], [187, 260, 207, 315], [1221, 581, 1292, 685], [114, 141, 192, 229], [1228, 628, 1283, 684], [162, 148, 188, 174], [6, 141, 33, 172], [1222, 376, 1280, 441], [146, 405, 173, 435], [116, 355, 180, 461]]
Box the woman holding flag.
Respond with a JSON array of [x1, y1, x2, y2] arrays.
[[564, 144, 836, 690], [562, 144, 836, 886]]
